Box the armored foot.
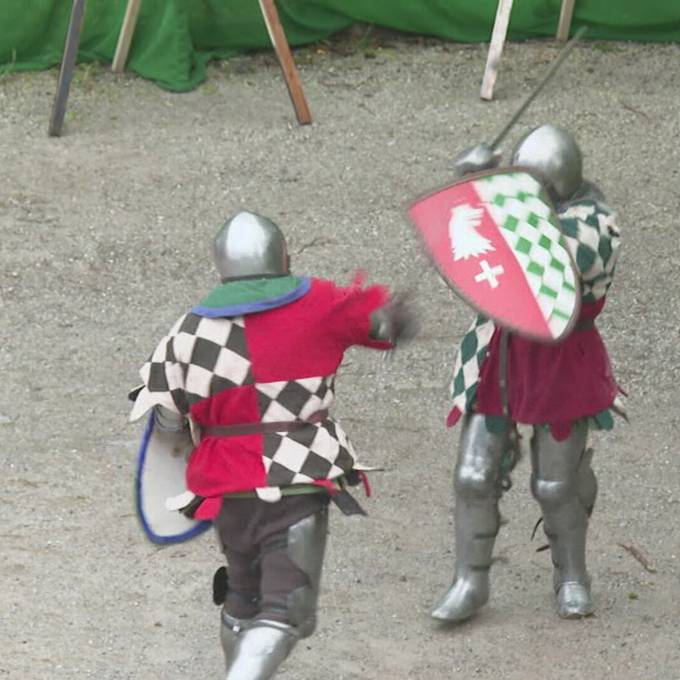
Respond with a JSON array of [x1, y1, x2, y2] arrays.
[[556, 581, 594, 619], [431, 574, 489, 622]]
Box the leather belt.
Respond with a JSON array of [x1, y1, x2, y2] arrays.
[[201, 410, 329, 438]]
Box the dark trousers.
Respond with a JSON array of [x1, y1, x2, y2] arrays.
[[214, 493, 328, 624]]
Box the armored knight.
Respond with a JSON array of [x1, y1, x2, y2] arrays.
[[431, 125, 623, 622], [129, 211, 415, 679]]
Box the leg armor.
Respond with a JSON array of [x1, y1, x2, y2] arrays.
[[530, 421, 595, 618], [221, 610, 249, 668], [222, 507, 328, 679], [224, 618, 298, 680], [280, 506, 328, 638], [431, 414, 511, 622]]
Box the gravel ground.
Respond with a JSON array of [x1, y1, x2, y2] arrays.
[[1, 33, 679, 680]]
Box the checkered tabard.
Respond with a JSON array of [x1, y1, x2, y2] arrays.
[[255, 376, 335, 422], [131, 302, 372, 493], [140, 312, 253, 413], [558, 201, 620, 303], [449, 198, 620, 420], [474, 172, 578, 338], [262, 419, 357, 487], [450, 314, 495, 410]]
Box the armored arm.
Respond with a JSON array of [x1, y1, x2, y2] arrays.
[[369, 293, 419, 344], [453, 143, 502, 177], [153, 405, 188, 432]]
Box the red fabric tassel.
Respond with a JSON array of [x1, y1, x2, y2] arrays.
[[313, 479, 339, 494], [357, 471, 372, 497], [193, 496, 223, 520], [446, 406, 463, 428]]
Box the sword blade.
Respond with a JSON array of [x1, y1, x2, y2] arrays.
[[490, 26, 588, 150]]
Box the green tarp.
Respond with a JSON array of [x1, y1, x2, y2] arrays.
[[3, 1, 680, 91]]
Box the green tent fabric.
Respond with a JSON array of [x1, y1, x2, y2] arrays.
[[3, 1, 680, 92]]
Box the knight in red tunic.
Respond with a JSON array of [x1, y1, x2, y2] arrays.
[[130, 211, 416, 679], [431, 125, 624, 623]]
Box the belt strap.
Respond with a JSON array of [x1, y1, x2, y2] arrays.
[[497, 329, 520, 471], [498, 329, 510, 418], [223, 480, 367, 516], [223, 484, 327, 500], [202, 410, 329, 438], [574, 318, 595, 331]]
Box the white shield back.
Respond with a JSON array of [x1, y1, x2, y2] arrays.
[[135, 415, 211, 544]]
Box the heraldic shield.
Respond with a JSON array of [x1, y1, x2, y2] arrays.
[[135, 414, 211, 544], [409, 169, 581, 342]]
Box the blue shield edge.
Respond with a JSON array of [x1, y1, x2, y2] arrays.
[[135, 414, 212, 544]]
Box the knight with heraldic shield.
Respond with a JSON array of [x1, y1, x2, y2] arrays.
[[409, 124, 624, 622], [129, 211, 417, 679]]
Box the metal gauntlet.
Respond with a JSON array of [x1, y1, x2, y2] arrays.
[[369, 293, 419, 343], [453, 143, 502, 177]]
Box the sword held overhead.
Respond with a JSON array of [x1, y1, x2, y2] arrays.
[[454, 26, 588, 177]]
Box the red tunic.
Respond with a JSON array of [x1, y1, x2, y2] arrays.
[[183, 277, 390, 517], [473, 299, 620, 439]]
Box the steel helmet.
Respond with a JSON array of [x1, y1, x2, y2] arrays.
[[511, 124, 583, 202], [213, 211, 289, 281]]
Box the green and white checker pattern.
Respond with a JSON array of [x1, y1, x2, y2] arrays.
[[474, 172, 578, 339], [558, 201, 620, 303], [450, 313, 495, 412]]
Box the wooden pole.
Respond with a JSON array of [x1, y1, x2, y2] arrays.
[[112, 0, 142, 72], [48, 0, 87, 137], [258, 0, 312, 125], [480, 0, 514, 101], [556, 0, 576, 41]]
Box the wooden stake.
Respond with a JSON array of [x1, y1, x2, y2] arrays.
[[556, 0, 576, 41], [258, 0, 312, 125], [112, 0, 142, 73], [480, 0, 514, 101], [48, 0, 86, 137]]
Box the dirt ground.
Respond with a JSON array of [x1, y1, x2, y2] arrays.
[[1, 31, 679, 680]]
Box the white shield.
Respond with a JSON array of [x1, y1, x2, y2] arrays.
[[135, 415, 211, 544]]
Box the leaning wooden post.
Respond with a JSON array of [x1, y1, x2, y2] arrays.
[[258, 0, 312, 125], [48, 0, 87, 137], [556, 0, 576, 41], [112, 0, 142, 72], [480, 0, 514, 101]]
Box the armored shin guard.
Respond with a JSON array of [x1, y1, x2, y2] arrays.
[[224, 619, 298, 680], [282, 507, 328, 638], [530, 422, 595, 618], [431, 415, 510, 622], [221, 610, 249, 668]]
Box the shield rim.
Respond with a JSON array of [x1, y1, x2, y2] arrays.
[[135, 414, 212, 545], [407, 166, 582, 344]]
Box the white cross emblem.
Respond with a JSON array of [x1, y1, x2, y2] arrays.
[[474, 260, 504, 289]]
